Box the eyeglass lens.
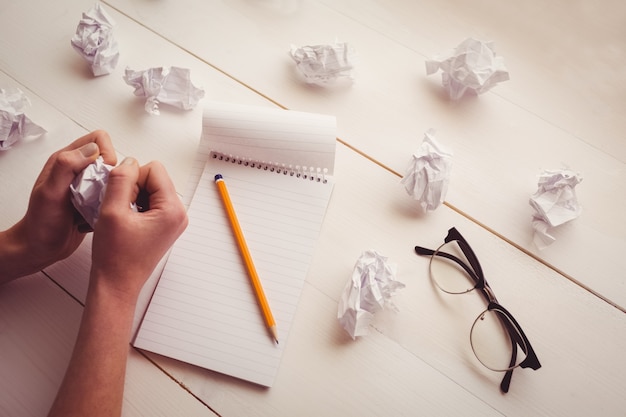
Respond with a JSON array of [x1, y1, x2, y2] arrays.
[[471, 309, 528, 371], [430, 240, 478, 294]]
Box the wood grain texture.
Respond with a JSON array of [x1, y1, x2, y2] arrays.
[[102, 0, 626, 308]]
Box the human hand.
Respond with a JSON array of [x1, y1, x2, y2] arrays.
[[90, 157, 188, 304], [0, 130, 116, 282]]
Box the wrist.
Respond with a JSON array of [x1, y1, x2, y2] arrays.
[[87, 269, 143, 312]]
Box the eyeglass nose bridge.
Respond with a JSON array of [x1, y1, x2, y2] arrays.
[[479, 283, 498, 304]]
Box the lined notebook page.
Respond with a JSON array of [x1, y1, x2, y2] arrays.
[[134, 102, 336, 387]]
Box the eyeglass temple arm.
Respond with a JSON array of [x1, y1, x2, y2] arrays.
[[499, 330, 542, 394], [500, 317, 522, 394], [500, 325, 522, 393], [501, 369, 514, 393], [493, 303, 542, 370], [445, 228, 485, 281], [492, 303, 542, 393], [414, 246, 436, 256]]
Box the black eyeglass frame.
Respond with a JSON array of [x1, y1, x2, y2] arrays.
[[415, 227, 541, 393]]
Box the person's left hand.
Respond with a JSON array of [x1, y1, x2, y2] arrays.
[[11, 130, 117, 276]]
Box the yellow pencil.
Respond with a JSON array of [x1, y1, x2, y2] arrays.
[[214, 174, 279, 344]]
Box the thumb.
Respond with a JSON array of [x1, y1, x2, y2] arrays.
[[100, 157, 140, 217], [45, 142, 100, 194]]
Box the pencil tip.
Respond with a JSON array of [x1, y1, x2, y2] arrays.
[[269, 326, 279, 345]]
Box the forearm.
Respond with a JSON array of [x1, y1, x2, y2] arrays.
[[0, 221, 38, 284], [47, 273, 139, 417]]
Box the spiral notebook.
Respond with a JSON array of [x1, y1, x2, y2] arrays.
[[133, 101, 337, 387]]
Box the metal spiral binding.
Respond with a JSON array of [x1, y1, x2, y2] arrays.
[[210, 151, 329, 183]]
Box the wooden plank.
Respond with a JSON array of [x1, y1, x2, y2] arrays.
[[314, 0, 626, 160]]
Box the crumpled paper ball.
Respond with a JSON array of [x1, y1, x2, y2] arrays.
[[529, 169, 582, 249], [337, 250, 405, 339], [426, 37, 509, 100], [290, 41, 355, 85], [71, 3, 119, 76], [123, 66, 205, 115], [0, 88, 46, 151], [401, 129, 453, 211], [70, 156, 113, 228]]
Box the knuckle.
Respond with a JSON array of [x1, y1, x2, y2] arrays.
[[54, 151, 75, 169], [91, 129, 108, 138], [166, 201, 188, 230]]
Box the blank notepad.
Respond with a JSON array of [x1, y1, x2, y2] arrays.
[[133, 101, 337, 387]]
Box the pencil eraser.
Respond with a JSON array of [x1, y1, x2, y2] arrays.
[[214, 174, 223, 182]]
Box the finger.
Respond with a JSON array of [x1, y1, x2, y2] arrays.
[[136, 161, 180, 208], [100, 157, 140, 216], [43, 141, 102, 197], [61, 130, 117, 166], [35, 130, 118, 196], [136, 161, 188, 233]]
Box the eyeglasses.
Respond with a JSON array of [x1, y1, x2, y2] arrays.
[[415, 227, 541, 393]]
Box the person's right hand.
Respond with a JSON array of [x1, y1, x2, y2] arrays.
[[89, 157, 188, 305]]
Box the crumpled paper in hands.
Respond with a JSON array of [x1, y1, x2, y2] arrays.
[[529, 169, 582, 249], [123, 66, 205, 115], [401, 129, 453, 211], [70, 157, 138, 228], [0, 88, 46, 151], [70, 156, 113, 228], [290, 41, 355, 85], [71, 3, 119, 76], [426, 38, 509, 100], [338, 250, 405, 339]]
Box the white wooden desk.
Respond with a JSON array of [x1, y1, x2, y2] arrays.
[[1, 0, 625, 416]]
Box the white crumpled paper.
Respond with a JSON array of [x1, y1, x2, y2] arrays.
[[401, 129, 453, 211], [123, 66, 205, 115], [0, 88, 46, 151], [529, 169, 582, 249], [70, 156, 113, 228], [290, 41, 355, 85], [338, 250, 405, 339], [426, 38, 509, 100], [71, 3, 119, 76], [70, 157, 138, 228]]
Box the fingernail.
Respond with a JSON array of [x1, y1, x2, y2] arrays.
[[121, 157, 136, 165], [79, 142, 98, 158]]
